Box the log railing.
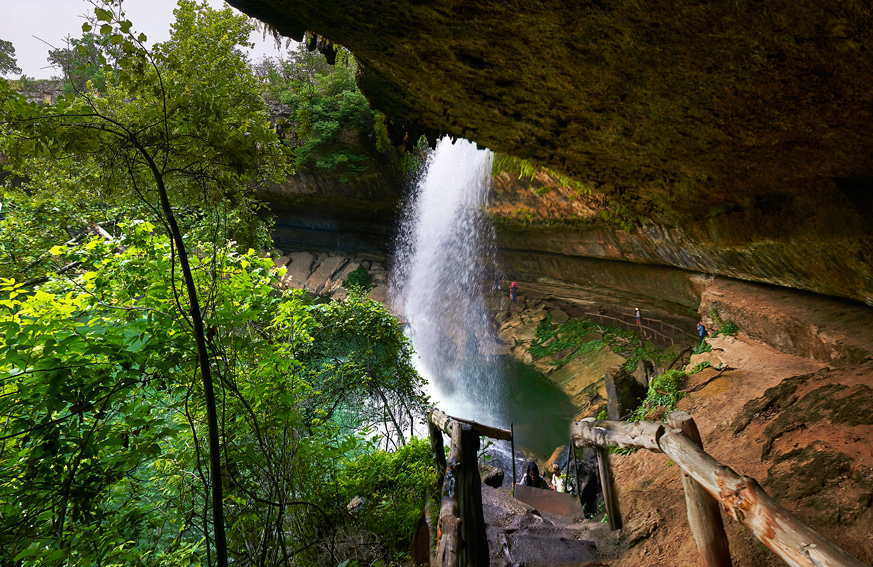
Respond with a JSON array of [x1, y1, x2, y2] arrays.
[[428, 409, 514, 567], [571, 413, 868, 567], [583, 311, 694, 346]]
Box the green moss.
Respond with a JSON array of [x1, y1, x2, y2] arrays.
[[628, 370, 688, 423]]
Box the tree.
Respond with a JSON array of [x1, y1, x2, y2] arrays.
[[0, 227, 430, 566], [254, 44, 424, 182], [47, 32, 117, 93], [1, 2, 288, 564], [2, 4, 433, 565], [0, 39, 22, 76]]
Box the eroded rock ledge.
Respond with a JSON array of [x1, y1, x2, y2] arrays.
[[230, 0, 873, 305]]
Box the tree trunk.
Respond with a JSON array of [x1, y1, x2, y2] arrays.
[[138, 145, 228, 567]]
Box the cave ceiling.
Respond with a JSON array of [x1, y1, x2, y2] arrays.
[[227, 0, 873, 304]]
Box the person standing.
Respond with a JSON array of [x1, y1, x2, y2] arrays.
[[635, 307, 641, 325], [521, 461, 550, 489], [697, 321, 707, 342], [510, 280, 518, 303]]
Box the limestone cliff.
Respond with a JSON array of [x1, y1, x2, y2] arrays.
[[226, 0, 873, 305]]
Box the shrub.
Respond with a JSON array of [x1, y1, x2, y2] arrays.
[[710, 307, 738, 336], [628, 369, 687, 422], [343, 265, 374, 292], [693, 340, 712, 355], [333, 438, 437, 558]]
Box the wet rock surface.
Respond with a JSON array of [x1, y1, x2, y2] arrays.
[[481, 485, 620, 566]]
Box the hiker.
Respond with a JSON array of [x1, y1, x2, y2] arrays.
[[550, 464, 565, 492], [697, 321, 707, 342], [510, 281, 518, 303], [522, 461, 550, 489], [635, 307, 641, 325]]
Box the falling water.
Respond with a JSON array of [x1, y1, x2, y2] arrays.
[[391, 136, 506, 426]]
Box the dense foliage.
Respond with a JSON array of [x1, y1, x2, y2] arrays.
[[329, 438, 437, 564], [0, 228, 430, 565], [1, 2, 433, 565], [626, 370, 687, 423], [253, 45, 422, 182]]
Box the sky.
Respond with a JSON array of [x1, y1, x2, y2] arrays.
[[3, 0, 292, 79]]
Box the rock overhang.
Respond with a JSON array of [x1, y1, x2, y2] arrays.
[[228, 0, 873, 304]]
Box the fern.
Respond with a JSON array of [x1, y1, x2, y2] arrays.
[[492, 153, 590, 196]]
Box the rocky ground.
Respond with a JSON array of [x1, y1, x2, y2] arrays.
[[481, 485, 621, 567], [482, 280, 873, 566]]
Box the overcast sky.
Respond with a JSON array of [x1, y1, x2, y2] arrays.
[[4, 0, 291, 79]]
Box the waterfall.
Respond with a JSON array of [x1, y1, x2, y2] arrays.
[[391, 136, 505, 426]]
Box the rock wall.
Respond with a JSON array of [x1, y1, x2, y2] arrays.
[[226, 0, 873, 308], [257, 165, 406, 256]]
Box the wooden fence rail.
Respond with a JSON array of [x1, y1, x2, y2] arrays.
[[582, 312, 694, 346], [428, 409, 514, 567], [571, 414, 868, 567]]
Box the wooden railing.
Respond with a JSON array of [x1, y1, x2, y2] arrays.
[[427, 409, 514, 567], [571, 413, 868, 567], [583, 311, 694, 346]]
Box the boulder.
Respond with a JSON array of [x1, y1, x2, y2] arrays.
[[550, 309, 570, 324], [631, 359, 655, 389], [604, 365, 647, 421], [327, 260, 361, 293], [273, 255, 289, 269], [479, 464, 504, 488], [331, 287, 348, 301], [347, 495, 365, 515], [281, 251, 315, 289], [368, 284, 388, 303], [304, 255, 348, 294]]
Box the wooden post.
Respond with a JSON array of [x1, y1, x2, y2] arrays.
[[595, 446, 622, 530], [458, 425, 489, 567], [570, 441, 583, 508], [436, 422, 463, 567], [510, 422, 516, 489], [573, 418, 869, 567], [668, 412, 733, 567], [428, 411, 447, 490]]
